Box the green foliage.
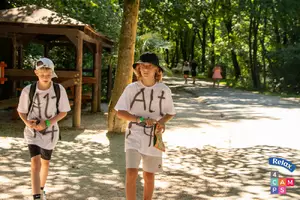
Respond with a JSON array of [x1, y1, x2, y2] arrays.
[[136, 0, 300, 94], [4, 0, 300, 95], [268, 44, 300, 94]]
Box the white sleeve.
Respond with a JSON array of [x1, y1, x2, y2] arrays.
[[114, 86, 131, 112], [17, 86, 30, 114], [58, 85, 71, 112], [163, 88, 176, 115]]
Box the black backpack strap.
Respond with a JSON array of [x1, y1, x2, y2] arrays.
[[53, 82, 60, 114], [28, 82, 37, 114], [53, 82, 61, 140]]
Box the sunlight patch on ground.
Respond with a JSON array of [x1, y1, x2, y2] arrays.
[[164, 127, 231, 149], [0, 176, 10, 183], [0, 137, 15, 149], [74, 129, 110, 145]]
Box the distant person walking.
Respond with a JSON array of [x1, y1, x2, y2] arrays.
[[212, 65, 222, 88], [182, 61, 190, 84], [190, 60, 197, 85]]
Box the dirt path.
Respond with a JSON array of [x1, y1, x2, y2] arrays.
[[1, 77, 300, 200]]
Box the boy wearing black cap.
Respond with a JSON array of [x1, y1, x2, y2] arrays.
[[17, 58, 71, 200], [115, 52, 176, 200]]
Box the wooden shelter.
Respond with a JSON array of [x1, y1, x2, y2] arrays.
[[0, 5, 114, 127]]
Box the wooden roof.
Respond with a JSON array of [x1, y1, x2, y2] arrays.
[[0, 5, 114, 48], [0, 5, 86, 26]]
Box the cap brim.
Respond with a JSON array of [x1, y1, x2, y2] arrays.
[[132, 61, 144, 69], [52, 72, 58, 78], [36, 65, 58, 78], [133, 61, 164, 72]]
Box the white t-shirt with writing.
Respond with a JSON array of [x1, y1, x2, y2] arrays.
[[17, 82, 71, 150], [115, 81, 176, 157]]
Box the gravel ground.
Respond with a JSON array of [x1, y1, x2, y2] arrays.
[[1, 76, 300, 200]]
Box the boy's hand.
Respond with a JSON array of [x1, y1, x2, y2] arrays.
[[145, 118, 157, 127], [25, 120, 37, 129], [156, 122, 165, 135], [34, 120, 47, 131]]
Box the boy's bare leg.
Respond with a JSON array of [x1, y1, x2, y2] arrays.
[[143, 171, 155, 200], [31, 155, 41, 195], [126, 168, 138, 200], [40, 158, 50, 188]]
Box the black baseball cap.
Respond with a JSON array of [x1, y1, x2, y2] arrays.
[[133, 52, 163, 72]]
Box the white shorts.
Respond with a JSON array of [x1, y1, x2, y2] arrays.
[[126, 149, 163, 173]]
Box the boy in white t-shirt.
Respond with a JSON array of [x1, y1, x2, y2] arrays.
[[17, 58, 71, 200], [115, 52, 176, 200]]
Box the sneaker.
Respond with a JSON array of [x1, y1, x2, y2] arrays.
[[40, 190, 47, 200]]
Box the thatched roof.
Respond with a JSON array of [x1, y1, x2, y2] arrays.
[[0, 5, 86, 26], [0, 5, 114, 47]]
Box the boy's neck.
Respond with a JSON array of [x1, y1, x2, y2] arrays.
[[141, 78, 156, 87], [38, 81, 52, 90]]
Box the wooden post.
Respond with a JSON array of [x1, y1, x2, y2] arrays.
[[18, 44, 23, 69], [73, 34, 83, 128], [91, 42, 98, 113], [18, 44, 24, 90], [12, 34, 17, 96], [97, 43, 103, 112], [44, 43, 49, 58]]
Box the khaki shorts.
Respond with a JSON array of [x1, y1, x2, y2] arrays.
[[126, 149, 163, 173]]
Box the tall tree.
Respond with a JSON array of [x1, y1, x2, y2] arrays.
[[222, 0, 241, 80], [248, 0, 261, 89], [107, 0, 140, 133]]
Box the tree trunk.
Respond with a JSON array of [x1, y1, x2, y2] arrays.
[[261, 16, 268, 89], [198, 20, 207, 73], [249, 17, 254, 87], [252, 18, 260, 89], [231, 50, 240, 80], [209, 22, 215, 78], [271, 7, 281, 48], [190, 30, 196, 61], [249, 1, 261, 90], [175, 36, 179, 64], [107, 0, 140, 134], [209, 0, 217, 77], [180, 30, 188, 61], [224, 7, 241, 80]]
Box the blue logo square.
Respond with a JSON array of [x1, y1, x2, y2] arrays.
[[271, 186, 279, 194]]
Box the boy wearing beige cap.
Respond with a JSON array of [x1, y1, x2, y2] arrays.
[[17, 58, 71, 200]]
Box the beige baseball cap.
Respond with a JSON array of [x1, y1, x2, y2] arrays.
[[35, 57, 58, 78]]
